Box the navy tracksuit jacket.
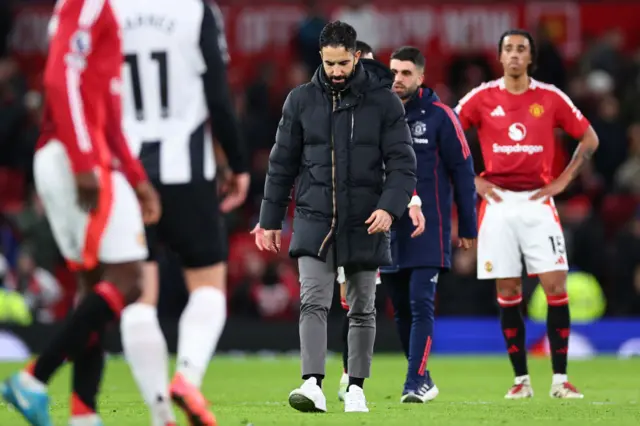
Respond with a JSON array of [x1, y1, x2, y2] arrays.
[[380, 87, 477, 389], [383, 87, 478, 271]]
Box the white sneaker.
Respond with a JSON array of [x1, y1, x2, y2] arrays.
[[505, 376, 534, 399], [288, 377, 327, 413], [344, 385, 369, 413], [550, 381, 584, 399], [338, 372, 348, 402], [69, 414, 103, 426]]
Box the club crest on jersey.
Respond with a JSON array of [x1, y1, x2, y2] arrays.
[[529, 103, 544, 118], [484, 261, 493, 272], [508, 123, 527, 142], [70, 30, 91, 55], [412, 121, 427, 137]]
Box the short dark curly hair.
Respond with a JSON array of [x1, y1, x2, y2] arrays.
[[319, 21, 357, 52], [498, 29, 537, 73]]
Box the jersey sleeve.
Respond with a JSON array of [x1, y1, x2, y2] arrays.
[[553, 88, 590, 139], [44, 2, 101, 174], [105, 80, 148, 188], [199, 1, 248, 174], [453, 85, 483, 130]]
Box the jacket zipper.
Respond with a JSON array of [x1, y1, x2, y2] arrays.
[[318, 92, 339, 256]]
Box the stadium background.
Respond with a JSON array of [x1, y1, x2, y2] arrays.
[[0, 0, 638, 359]]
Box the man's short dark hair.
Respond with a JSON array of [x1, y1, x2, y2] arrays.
[[390, 46, 425, 69], [356, 40, 374, 57], [319, 21, 357, 52], [498, 29, 537, 73]]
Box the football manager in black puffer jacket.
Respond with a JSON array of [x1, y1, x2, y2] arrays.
[[259, 21, 416, 413]]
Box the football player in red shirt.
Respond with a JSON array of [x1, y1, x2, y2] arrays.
[[455, 29, 599, 399], [1, 1, 161, 425]]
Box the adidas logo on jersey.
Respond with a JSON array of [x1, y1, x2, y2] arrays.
[[490, 106, 505, 117]]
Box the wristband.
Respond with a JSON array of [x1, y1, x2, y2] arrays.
[[408, 195, 422, 208]]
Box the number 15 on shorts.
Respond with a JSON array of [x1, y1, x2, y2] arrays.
[[548, 235, 565, 255]]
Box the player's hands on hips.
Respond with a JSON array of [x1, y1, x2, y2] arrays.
[[409, 205, 425, 238], [366, 209, 393, 234], [458, 238, 476, 250], [75, 171, 100, 212], [250, 223, 266, 251], [220, 172, 250, 213], [262, 229, 282, 253], [529, 176, 570, 201], [475, 176, 503, 203], [135, 181, 161, 225]]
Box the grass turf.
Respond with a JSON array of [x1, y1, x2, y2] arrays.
[[1, 355, 639, 425]]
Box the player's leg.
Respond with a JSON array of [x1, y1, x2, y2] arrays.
[[120, 258, 175, 426], [1, 142, 131, 426], [120, 199, 176, 426], [70, 267, 106, 425], [289, 247, 337, 413], [342, 265, 377, 413], [519, 197, 582, 399], [154, 181, 225, 424], [337, 271, 349, 401], [401, 267, 439, 403], [476, 197, 531, 398], [380, 269, 412, 359]]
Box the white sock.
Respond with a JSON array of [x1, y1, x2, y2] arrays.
[[552, 374, 568, 385], [120, 303, 175, 424], [177, 287, 227, 388], [515, 374, 530, 385]]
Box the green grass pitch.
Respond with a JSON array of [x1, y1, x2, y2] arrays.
[[1, 355, 639, 425]]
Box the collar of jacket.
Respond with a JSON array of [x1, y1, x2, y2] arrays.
[[312, 62, 367, 96], [360, 58, 394, 89], [405, 86, 438, 112]]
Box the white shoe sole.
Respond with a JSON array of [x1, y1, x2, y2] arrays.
[[288, 391, 326, 413]]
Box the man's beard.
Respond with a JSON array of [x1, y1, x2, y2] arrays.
[[396, 85, 418, 100], [328, 66, 355, 91]]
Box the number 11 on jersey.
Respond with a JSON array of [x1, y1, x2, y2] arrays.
[[124, 51, 169, 120]]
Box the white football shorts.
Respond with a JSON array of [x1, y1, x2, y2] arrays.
[[34, 140, 148, 270], [477, 188, 569, 279]]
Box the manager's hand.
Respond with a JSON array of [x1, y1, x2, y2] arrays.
[[262, 229, 282, 253], [366, 209, 393, 234], [409, 205, 425, 238], [250, 223, 265, 251]]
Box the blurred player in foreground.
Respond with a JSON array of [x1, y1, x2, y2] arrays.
[[383, 46, 477, 403], [455, 29, 599, 399], [1, 0, 160, 425], [114, 0, 249, 425]]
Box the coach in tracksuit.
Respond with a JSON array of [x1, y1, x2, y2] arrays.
[[381, 47, 478, 403]]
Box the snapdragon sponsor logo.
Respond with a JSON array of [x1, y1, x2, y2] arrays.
[[493, 143, 544, 155]]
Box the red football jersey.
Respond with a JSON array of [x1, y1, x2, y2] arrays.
[[454, 78, 590, 191], [37, 0, 146, 187]]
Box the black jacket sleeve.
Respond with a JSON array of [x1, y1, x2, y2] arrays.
[[200, 2, 248, 173], [259, 89, 303, 230], [377, 92, 417, 220]]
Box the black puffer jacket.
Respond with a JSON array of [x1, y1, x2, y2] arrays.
[[260, 61, 416, 267]]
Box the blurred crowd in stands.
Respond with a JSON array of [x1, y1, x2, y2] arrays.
[[0, 1, 638, 324]]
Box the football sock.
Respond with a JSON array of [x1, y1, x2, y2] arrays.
[[498, 294, 528, 377], [348, 377, 364, 390], [407, 268, 437, 382], [176, 287, 227, 388], [31, 282, 123, 384], [121, 303, 175, 423], [71, 330, 105, 414], [341, 311, 349, 373], [546, 293, 570, 375]]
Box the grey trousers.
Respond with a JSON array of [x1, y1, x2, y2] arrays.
[[298, 245, 377, 378]]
